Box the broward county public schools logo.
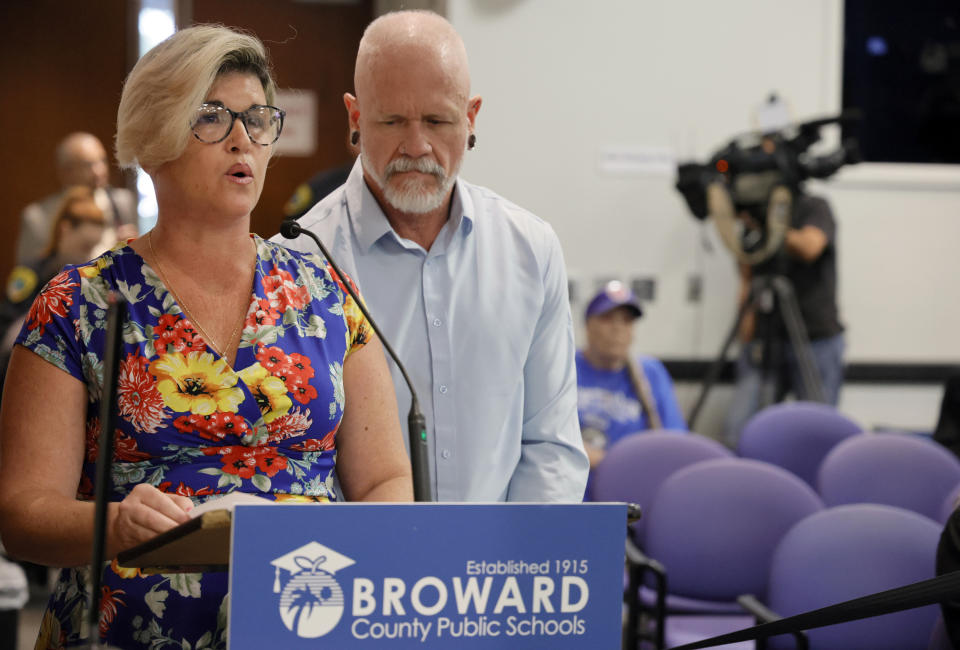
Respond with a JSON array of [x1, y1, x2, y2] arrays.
[[271, 542, 356, 638]]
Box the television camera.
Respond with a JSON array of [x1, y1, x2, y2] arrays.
[[679, 110, 861, 428], [675, 111, 861, 266]]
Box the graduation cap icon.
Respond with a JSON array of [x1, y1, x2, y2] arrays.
[[271, 542, 355, 593]]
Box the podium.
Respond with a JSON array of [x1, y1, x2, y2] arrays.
[[119, 503, 626, 649]]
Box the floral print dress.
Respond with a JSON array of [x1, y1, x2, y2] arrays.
[[16, 236, 370, 649]]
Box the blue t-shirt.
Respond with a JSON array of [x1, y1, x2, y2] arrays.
[[576, 350, 687, 448]]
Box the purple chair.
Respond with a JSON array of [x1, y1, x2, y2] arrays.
[[817, 433, 960, 522], [626, 457, 824, 649], [758, 504, 942, 649], [591, 430, 733, 545], [737, 401, 861, 487]]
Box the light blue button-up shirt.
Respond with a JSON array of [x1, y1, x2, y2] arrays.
[[274, 160, 588, 501]]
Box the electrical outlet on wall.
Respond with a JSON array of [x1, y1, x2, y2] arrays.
[[631, 277, 656, 302], [567, 276, 581, 305], [687, 274, 703, 303]]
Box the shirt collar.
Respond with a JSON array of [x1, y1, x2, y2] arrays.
[[345, 157, 476, 253]]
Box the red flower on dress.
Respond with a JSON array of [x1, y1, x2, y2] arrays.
[[153, 314, 207, 353], [114, 435, 150, 462], [256, 347, 316, 398], [263, 266, 311, 311], [205, 445, 287, 479], [210, 446, 259, 479], [266, 407, 313, 443], [85, 417, 150, 463], [175, 412, 249, 442], [158, 481, 215, 498], [85, 418, 101, 463], [245, 298, 281, 328], [117, 353, 167, 434], [26, 271, 77, 335], [255, 448, 288, 477], [77, 473, 94, 500], [324, 262, 359, 297], [290, 426, 336, 452], [99, 585, 126, 637], [256, 346, 288, 373], [286, 353, 316, 380], [290, 377, 319, 405]]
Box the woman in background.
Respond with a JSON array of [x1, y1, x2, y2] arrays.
[[0, 185, 108, 392], [0, 25, 411, 648]]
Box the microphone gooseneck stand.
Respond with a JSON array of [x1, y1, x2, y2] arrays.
[[87, 293, 126, 649], [280, 218, 433, 502]]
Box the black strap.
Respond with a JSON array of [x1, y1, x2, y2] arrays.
[[669, 570, 960, 650]]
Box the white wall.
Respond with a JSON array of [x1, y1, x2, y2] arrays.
[[447, 0, 960, 433], [449, 0, 960, 362]]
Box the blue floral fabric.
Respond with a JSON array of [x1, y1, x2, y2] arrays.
[[16, 236, 369, 648]]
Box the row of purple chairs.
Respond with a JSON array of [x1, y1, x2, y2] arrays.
[[592, 422, 951, 649], [736, 402, 960, 524]]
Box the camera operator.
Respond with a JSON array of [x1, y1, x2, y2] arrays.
[[723, 187, 845, 448]]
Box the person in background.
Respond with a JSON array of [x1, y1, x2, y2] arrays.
[[277, 10, 588, 502], [0, 24, 411, 648], [723, 191, 845, 448], [16, 132, 139, 265], [0, 186, 108, 391], [577, 281, 687, 472]]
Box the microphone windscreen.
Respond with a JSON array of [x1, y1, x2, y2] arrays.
[[279, 218, 301, 239]]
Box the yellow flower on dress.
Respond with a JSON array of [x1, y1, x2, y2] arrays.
[[149, 351, 244, 415], [238, 363, 292, 423], [274, 493, 330, 504], [342, 294, 369, 353], [111, 557, 142, 579], [78, 256, 113, 279]]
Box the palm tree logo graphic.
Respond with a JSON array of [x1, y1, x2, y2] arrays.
[[272, 542, 356, 638]]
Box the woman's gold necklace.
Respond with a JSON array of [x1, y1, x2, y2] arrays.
[[148, 230, 244, 360]]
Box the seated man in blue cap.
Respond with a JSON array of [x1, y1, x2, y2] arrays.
[[577, 281, 687, 479]]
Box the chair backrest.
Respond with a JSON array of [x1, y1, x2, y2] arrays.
[[591, 430, 733, 544], [643, 457, 824, 601], [737, 401, 862, 487], [765, 503, 942, 650], [818, 433, 960, 521]]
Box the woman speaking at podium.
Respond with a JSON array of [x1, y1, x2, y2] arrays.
[[0, 24, 412, 648]]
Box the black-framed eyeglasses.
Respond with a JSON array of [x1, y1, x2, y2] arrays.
[[191, 103, 286, 146]]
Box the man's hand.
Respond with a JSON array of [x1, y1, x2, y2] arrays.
[[784, 225, 828, 262]]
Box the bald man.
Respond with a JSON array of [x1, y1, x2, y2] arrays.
[[277, 11, 588, 502], [16, 132, 138, 264]]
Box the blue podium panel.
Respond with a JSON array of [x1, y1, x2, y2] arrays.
[[229, 503, 625, 649]]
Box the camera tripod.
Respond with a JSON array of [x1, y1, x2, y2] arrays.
[[687, 272, 824, 430]]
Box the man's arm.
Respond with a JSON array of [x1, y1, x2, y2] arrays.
[[784, 224, 828, 263], [506, 229, 589, 502]]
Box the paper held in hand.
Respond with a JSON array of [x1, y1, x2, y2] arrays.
[[188, 491, 273, 518]]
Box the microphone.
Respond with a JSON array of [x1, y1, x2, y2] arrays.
[[88, 292, 126, 649], [279, 218, 433, 502]]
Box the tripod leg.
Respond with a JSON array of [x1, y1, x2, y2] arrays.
[[688, 286, 756, 429], [771, 277, 825, 403]]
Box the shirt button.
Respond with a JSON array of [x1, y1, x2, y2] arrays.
[[432, 318, 442, 327], [439, 384, 448, 394], [441, 449, 451, 459]]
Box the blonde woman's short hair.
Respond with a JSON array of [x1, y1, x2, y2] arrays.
[[116, 24, 276, 171]]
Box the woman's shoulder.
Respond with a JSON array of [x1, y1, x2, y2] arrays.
[[70, 241, 139, 279], [255, 235, 326, 270]]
